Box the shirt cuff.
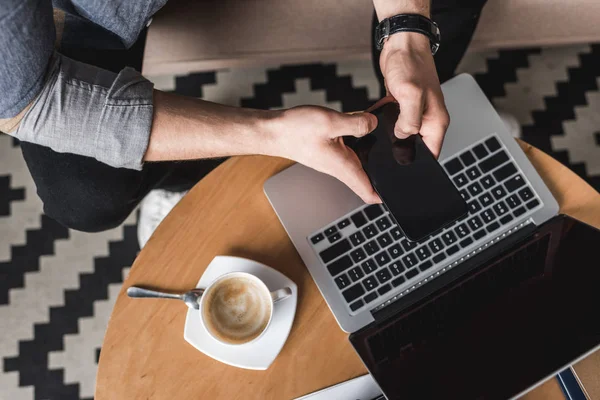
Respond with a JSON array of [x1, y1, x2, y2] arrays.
[[14, 53, 154, 170]]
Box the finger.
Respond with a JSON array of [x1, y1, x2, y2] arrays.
[[419, 93, 450, 159], [326, 148, 381, 204], [332, 111, 378, 139], [390, 83, 425, 138], [365, 95, 395, 113]]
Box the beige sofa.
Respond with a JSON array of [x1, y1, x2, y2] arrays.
[[142, 0, 600, 76]]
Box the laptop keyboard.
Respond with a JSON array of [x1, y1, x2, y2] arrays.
[[308, 135, 543, 314]]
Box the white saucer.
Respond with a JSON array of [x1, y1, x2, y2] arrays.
[[183, 256, 298, 370]]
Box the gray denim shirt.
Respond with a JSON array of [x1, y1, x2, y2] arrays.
[[0, 0, 168, 169]]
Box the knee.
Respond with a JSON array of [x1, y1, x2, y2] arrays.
[[39, 189, 132, 233]]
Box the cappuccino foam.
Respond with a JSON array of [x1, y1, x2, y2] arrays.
[[203, 276, 272, 344]]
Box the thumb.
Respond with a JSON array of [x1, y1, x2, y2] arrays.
[[333, 112, 378, 138]]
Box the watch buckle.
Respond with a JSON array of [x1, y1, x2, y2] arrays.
[[377, 18, 391, 50]]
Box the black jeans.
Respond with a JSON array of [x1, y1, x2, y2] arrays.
[[20, 0, 487, 233]]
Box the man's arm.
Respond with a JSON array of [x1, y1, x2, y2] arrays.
[[145, 91, 380, 203], [372, 0, 450, 158]]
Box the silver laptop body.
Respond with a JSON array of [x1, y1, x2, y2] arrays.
[[264, 74, 559, 333]]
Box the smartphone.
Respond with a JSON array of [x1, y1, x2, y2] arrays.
[[350, 102, 468, 242]]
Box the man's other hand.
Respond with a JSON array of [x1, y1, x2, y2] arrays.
[[268, 106, 381, 204]]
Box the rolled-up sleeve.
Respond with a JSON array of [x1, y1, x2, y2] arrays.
[[13, 53, 154, 170]]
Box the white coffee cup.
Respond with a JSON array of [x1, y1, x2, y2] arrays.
[[199, 272, 292, 346]]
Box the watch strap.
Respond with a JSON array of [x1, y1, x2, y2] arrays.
[[375, 14, 441, 54]]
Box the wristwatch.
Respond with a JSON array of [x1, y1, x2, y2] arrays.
[[375, 14, 441, 55]]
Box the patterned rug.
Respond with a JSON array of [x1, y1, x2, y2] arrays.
[[1, 44, 599, 400]]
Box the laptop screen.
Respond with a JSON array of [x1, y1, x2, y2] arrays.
[[350, 215, 600, 399]]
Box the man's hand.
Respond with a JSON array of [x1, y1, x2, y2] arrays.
[[380, 32, 450, 158], [373, 0, 450, 158], [268, 106, 381, 204]]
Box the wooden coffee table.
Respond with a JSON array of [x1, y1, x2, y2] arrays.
[[96, 141, 600, 399]]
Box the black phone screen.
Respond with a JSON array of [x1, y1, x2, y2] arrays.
[[352, 102, 467, 241]]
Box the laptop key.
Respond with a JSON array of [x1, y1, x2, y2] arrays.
[[513, 206, 526, 217], [479, 150, 508, 173], [506, 194, 522, 209], [376, 268, 392, 283], [334, 274, 351, 289], [375, 251, 391, 267], [349, 299, 364, 311], [363, 224, 378, 238], [351, 248, 367, 263], [402, 253, 418, 268], [388, 244, 403, 259], [391, 275, 406, 287], [446, 245, 460, 255], [505, 174, 526, 192], [416, 246, 431, 261], [468, 200, 482, 214], [459, 189, 470, 201], [491, 185, 507, 200], [500, 214, 514, 225], [473, 143, 489, 159], [364, 240, 380, 255], [419, 260, 433, 272], [405, 268, 419, 279], [480, 175, 495, 189], [519, 187, 534, 202], [364, 291, 379, 304], [363, 276, 379, 291], [320, 239, 351, 263], [479, 193, 494, 207], [429, 238, 445, 253], [348, 267, 364, 281], [378, 284, 392, 296], [454, 223, 470, 238], [376, 216, 392, 231], [401, 239, 417, 251], [467, 216, 483, 231], [481, 209, 496, 223], [338, 219, 351, 229], [327, 255, 353, 276], [460, 150, 476, 167], [466, 166, 481, 180], [444, 158, 464, 175], [324, 226, 338, 236], [432, 253, 447, 263], [310, 233, 325, 244], [486, 222, 500, 233], [485, 136, 501, 152], [342, 283, 365, 303], [349, 232, 366, 246], [453, 173, 468, 188], [362, 259, 377, 274], [442, 231, 457, 246], [459, 237, 473, 248], [364, 204, 384, 220], [328, 232, 342, 243], [493, 162, 517, 182], [526, 199, 540, 210], [389, 261, 405, 275], [377, 232, 393, 248], [391, 227, 403, 240], [473, 229, 486, 240], [351, 211, 367, 228], [467, 182, 483, 196], [493, 201, 509, 216]]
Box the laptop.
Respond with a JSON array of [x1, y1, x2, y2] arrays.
[[264, 74, 600, 398]]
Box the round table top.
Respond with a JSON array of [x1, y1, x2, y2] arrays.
[[96, 141, 600, 399]]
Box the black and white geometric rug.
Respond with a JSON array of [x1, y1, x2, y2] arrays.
[[1, 44, 599, 400]]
